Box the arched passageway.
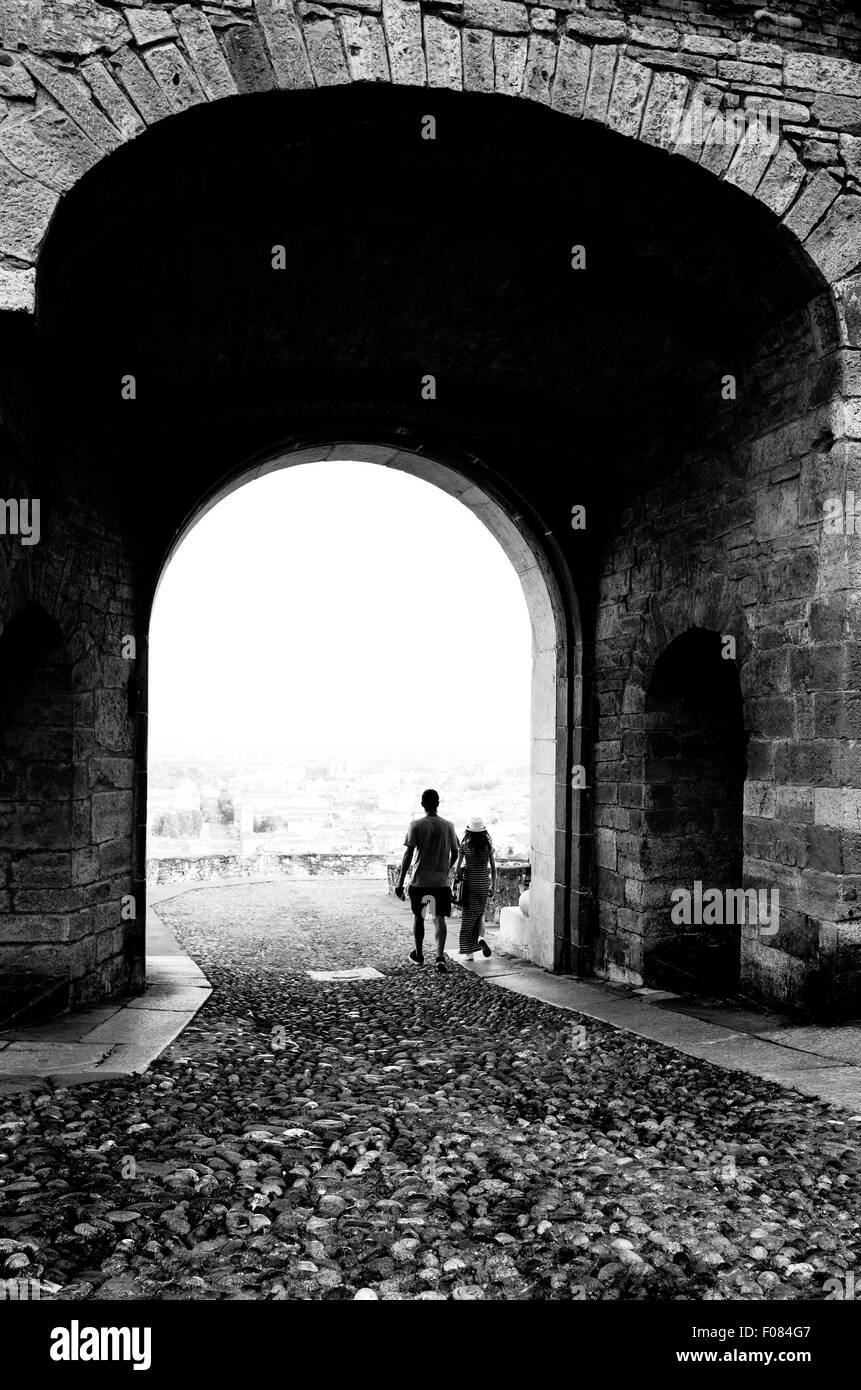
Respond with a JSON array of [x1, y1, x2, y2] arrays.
[[150, 443, 576, 974], [0, 68, 853, 1015], [640, 629, 748, 995]]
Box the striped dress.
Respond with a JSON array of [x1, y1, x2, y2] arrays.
[[458, 833, 492, 954]]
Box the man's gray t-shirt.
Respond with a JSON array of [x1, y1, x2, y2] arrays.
[[404, 814, 459, 888]]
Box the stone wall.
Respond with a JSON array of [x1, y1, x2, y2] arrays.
[[147, 851, 390, 885], [592, 270, 861, 1016], [0, 488, 139, 1006]]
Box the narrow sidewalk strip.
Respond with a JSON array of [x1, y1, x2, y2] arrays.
[[0, 895, 211, 1089]]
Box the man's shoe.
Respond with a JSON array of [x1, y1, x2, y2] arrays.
[[409, 949, 424, 966], [478, 938, 492, 958], [436, 958, 447, 974]]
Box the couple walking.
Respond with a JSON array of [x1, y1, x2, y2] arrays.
[[394, 788, 497, 974]]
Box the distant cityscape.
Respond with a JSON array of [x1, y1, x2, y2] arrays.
[[147, 755, 531, 861]]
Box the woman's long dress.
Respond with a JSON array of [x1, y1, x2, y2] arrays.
[[459, 840, 491, 953]]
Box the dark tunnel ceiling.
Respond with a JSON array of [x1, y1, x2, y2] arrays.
[[34, 84, 826, 502]]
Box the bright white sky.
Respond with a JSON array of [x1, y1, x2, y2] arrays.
[[149, 461, 532, 763]]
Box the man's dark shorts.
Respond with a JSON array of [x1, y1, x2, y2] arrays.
[[408, 886, 453, 918]]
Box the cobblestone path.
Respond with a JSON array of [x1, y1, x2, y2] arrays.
[[2, 878, 861, 1301]]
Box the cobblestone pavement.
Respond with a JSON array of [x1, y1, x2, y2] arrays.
[[2, 878, 861, 1301]]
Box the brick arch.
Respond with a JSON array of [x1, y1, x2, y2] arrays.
[[1, 1, 859, 324]]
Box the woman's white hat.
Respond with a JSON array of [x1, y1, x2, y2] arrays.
[[468, 817, 486, 832]]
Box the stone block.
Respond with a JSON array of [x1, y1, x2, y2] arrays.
[[13, 885, 85, 913], [681, 34, 735, 59], [98, 837, 131, 876], [424, 15, 461, 90], [724, 118, 778, 196], [807, 824, 843, 875], [94, 690, 133, 754], [304, 17, 349, 86], [256, 0, 313, 87], [0, 264, 35, 311], [595, 827, 616, 871], [92, 791, 133, 845], [0, 106, 100, 193], [463, 0, 528, 35], [0, 943, 69, 977], [493, 34, 525, 97], [566, 13, 625, 42], [530, 9, 555, 36], [805, 197, 861, 286], [717, 60, 781, 85], [744, 782, 775, 818], [0, 153, 58, 261], [755, 478, 798, 539], [785, 53, 861, 98], [111, 47, 172, 121], [629, 21, 678, 51], [462, 27, 492, 93], [124, 8, 176, 46], [0, 914, 70, 943], [72, 846, 100, 885], [605, 54, 651, 139], [812, 93, 861, 130], [0, 55, 35, 99], [219, 23, 276, 93], [339, 15, 389, 83], [774, 785, 815, 823], [782, 170, 841, 242], [70, 935, 98, 979], [583, 44, 616, 124], [550, 35, 589, 119], [172, 7, 238, 99], [522, 34, 556, 105], [381, 0, 425, 87], [753, 140, 805, 218], [639, 69, 687, 150], [143, 42, 207, 113], [815, 692, 861, 740], [34, 0, 130, 58], [814, 787, 861, 832]]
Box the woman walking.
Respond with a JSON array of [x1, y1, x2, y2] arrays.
[[455, 817, 497, 960]]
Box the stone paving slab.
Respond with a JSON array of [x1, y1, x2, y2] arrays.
[[757, 1025, 861, 1065], [682, 1036, 844, 1075], [777, 1068, 861, 1110], [0, 1006, 121, 1044], [0, 1044, 113, 1074], [306, 967, 384, 981], [0, 901, 212, 1086]]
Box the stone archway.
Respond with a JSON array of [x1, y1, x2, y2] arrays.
[[1, 11, 859, 1016], [147, 440, 581, 977], [0, 0, 858, 342]]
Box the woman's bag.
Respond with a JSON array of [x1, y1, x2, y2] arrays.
[[452, 873, 464, 907]]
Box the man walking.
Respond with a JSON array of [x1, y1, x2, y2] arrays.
[[394, 788, 459, 974]]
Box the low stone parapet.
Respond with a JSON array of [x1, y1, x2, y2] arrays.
[[146, 852, 388, 887]]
